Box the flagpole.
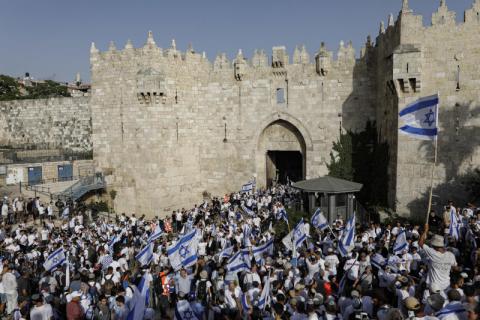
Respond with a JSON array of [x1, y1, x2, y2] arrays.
[[425, 93, 439, 225]]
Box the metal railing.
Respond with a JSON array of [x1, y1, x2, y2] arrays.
[[56, 174, 106, 201]]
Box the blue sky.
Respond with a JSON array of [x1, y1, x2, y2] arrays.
[[0, 0, 474, 82]]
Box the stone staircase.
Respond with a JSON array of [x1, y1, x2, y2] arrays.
[[25, 174, 106, 202]]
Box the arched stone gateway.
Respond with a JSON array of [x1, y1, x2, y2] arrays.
[[255, 115, 311, 188]]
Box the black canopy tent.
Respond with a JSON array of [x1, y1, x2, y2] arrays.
[[292, 176, 363, 223]]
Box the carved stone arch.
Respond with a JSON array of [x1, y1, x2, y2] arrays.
[[254, 112, 313, 188], [254, 111, 313, 152]]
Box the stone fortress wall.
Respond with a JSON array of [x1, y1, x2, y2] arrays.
[[90, 33, 376, 216], [0, 96, 92, 154], [374, 0, 480, 216]]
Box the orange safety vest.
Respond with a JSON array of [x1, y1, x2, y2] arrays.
[[164, 220, 172, 233], [159, 272, 170, 296]]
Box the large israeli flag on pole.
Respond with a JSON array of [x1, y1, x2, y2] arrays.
[[43, 248, 66, 272], [399, 94, 439, 140], [167, 229, 198, 271]]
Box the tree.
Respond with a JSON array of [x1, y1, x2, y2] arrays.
[[0, 74, 71, 101], [25, 80, 70, 99], [327, 121, 389, 208], [462, 168, 480, 203], [327, 131, 353, 180], [0, 75, 21, 101]]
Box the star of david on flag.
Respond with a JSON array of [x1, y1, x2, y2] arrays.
[[399, 94, 439, 140], [167, 229, 198, 271], [43, 247, 66, 272], [174, 299, 200, 320]]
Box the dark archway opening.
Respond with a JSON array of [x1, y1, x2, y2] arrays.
[[266, 151, 303, 187]]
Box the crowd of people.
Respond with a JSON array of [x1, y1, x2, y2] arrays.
[[0, 184, 479, 320]]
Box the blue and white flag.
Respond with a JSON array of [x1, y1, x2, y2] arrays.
[[167, 229, 198, 271], [147, 224, 163, 243], [242, 224, 252, 247], [126, 275, 150, 320], [227, 250, 250, 273], [241, 205, 255, 217], [276, 207, 289, 224], [174, 300, 199, 320], [293, 219, 307, 248], [108, 234, 120, 254], [252, 238, 274, 261], [219, 246, 234, 260], [338, 215, 356, 257], [393, 230, 409, 254], [257, 274, 271, 310], [399, 94, 439, 140], [371, 253, 387, 270], [311, 208, 328, 230], [435, 303, 467, 320], [241, 293, 251, 311], [136, 242, 154, 266], [43, 248, 66, 272], [449, 208, 460, 240], [242, 182, 254, 192]]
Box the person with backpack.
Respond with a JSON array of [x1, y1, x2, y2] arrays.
[[194, 270, 212, 319]]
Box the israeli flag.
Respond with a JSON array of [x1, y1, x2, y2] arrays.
[[43, 248, 66, 272], [257, 274, 271, 310], [108, 234, 120, 254], [241, 293, 251, 311], [311, 208, 328, 230], [126, 275, 150, 320], [242, 182, 253, 192], [338, 215, 356, 257], [174, 299, 199, 320], [435, 303, 467, 320], [219, 246, 234, 260], [147, 224, 163, 243], [252, 238, 274, 261], [449, 208, 460, 240], [371, 253, 387, 270], [241, 204, 255, 217], [393, 229, 409, 254], [399, 94, 439, 140], [167, 229, 198, 271], [293, 219, 307, 248], [242, 224, 252, 247], [136, 242, 154, 266], [227, 250, 250, 273], [276, 207, 289, 224]]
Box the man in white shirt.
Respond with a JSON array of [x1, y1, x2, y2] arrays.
[[2, 264, 18, 315], [29, 294, 53, 320], [419, 225, 457, 291]]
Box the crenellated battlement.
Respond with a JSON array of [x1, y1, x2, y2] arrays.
[[90, 30, 363, 82]]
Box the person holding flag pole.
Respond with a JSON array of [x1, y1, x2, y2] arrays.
[[398, 93, 439, 223]]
